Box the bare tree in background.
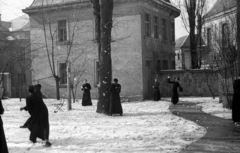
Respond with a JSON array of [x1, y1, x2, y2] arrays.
[[176, 0, 207, 69]]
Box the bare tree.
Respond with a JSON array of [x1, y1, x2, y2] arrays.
[[29, 1, 91, 102], [176, 0, 207, 69]]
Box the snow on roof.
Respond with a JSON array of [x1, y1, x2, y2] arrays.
[[9, 14, 30, 31], [205, 0, 236, 18]]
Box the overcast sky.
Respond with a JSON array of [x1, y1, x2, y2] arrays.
[[0, 0, 217, 39]]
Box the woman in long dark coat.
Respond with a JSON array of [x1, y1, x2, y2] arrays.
[[81, 79, 92, 106], [167, 76, 183, 105], [232, 74, 240, 126], [152, 79, 161, 101], [109, 78, 123, 116], [23, 85, 51, 147], [0, 99, 9, 153]]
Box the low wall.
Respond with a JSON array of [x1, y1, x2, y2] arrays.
[[156, 69, 219, 97]]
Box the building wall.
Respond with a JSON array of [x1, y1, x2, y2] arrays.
[[140, 3, 176, 99], [156, 69, 219, 97], [29, 4, 143, 99]]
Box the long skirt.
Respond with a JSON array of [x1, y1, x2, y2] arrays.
[[82, 91, 92, 106], [232, 93, 240, 122], [153, 89, 161, 101], [171, 92, 179, 105], [109, 93, 123, 115], [0, 118, 9, 153]]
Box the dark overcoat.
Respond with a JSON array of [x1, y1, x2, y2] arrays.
[[109, 83, 123, 115], [81, 83, 92, 106]]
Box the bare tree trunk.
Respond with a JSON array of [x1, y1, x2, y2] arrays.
[[54, 76, 60, 100], [187, 0, 198, 69], [92, 0, 113, 114]]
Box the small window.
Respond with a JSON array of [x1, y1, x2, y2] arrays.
[[171, 22, 175, 42], [58, 20, 67, 42], [207, 28, 211, 46], [145, 13, 151, 37], [177, 53, 180, 60], [19, 48, 25, 61], [162, 19, 167, 40], [153, 16, 159, 38], [59, 63, 67, 85], [172, 61, 175, 69], [157, 60, 161, 70], [94, 60, 99, 84], [146, 60, 152, 68], [163, 60, 168, 70]]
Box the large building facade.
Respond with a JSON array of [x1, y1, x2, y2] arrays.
[[23, 0, 180, 100]]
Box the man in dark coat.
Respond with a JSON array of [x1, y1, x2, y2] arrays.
[[20, 84, 45, 128], [152, 79, 161, 101], [109, 78, 123, 116], [0, 99, 9, 153], [167, 76, 183, 105], [232, 74, 240, 126], [81, 79, 92, 106], [22, 85, 51, 147]]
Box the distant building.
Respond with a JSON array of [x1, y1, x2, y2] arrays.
[[23, 0, 180, 99], [175, 35, 206, 70], [0, 14, 31, 98], [203, 0, 236, 66]]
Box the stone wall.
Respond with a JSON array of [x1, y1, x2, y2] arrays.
[[156, 69, 219, 97]]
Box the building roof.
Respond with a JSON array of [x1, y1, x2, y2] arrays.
[[10, 14, 30, 31], [175, 35, 206, 49], [205, 0, 236, 18], [175, 35, 188, 49], [24, 0, 179, 17], [29, 0, 85, 7]]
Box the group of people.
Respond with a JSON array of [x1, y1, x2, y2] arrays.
[[81, 78, 123, 116], [152, 76, 183, 105]]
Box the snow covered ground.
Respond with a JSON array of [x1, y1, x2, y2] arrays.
[[1, 98, 207, 153], [179, 97, 232, 120]]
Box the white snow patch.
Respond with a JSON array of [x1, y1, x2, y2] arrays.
[[1, 98, 206, 153]]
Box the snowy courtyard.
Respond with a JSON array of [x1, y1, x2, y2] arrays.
[[1, 97, 228, 153]]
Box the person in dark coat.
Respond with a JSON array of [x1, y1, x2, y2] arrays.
[[167, 76, 183, 105], [152, 79, 161, 101], [81, 79, 92, 106], [0, 99, 9, 153], [109, 78, 123, 116], [20, 84, 45, 128], [232, 74, 240, 126], [22, 85, 51, 147]]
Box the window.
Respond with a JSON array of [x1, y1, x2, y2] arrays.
[[145, 13, 151, 37], [58, 20, 67, 42], [19, 49, 25, 61], [146, 60, 152, 68], [222, 23, 229, 48], [153, 16, 159, 38], [171, 22, 175, 42], [163, 60, 168, 69], [177, 53, 180, 60], [18, 73, 26, 84], [59, 63, 67, 84], [172, 61, 175, 69], [162, 19, 167, 40], [207, 28, 211, 46], [157, 60, 161, 70], [94, 60, 99, 84]]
